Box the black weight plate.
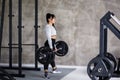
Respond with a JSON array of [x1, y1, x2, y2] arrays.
[[36, 47, 48, 64], [87, 56, 114, 80], [36, 47, 54, 64], [55, 41, 68, 56], [105, 52, 117, 70]]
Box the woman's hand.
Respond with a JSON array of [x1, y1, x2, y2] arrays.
[[53, 48, 57, 52], [54, 48, 58, 52]]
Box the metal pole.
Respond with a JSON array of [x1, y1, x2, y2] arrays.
[[34, 0, 39, 69], [9, 0, 13, 68], [99, 21, 107, 57], [18, 0, 22, 75], [104, 25, 107, 55], [0, 0, 6, 61]]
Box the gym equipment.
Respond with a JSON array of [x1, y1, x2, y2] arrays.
[[55, 41, 68, 56], [0, 67, 16, 80], [87, 11, 120, 80], [0, 0, 16, 79], [0, 0, 40, 77], [87, 56, 113, 80], [96, 53, 117, 70], [36, 47, 55, 64], [105, 53, 117, 70], [36, 41, 69, 64]]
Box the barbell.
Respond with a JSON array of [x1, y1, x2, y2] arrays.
[[36, 40, 69, 64]]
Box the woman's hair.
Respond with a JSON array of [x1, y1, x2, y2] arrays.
[[46, 13, 56, 25]]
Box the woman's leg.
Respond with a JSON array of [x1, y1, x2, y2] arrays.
[[50, 53, 57, 70], [44, 39, 57, 73], [44, 40, 49, 77], [50, 39, 57, 70], [51, 61, 57, 71], [44, 63, 49, 77]]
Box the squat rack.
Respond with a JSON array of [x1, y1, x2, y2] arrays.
[[0, 0, 40, 77]]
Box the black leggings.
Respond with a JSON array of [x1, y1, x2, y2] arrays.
[[44, 39, 56, 71]]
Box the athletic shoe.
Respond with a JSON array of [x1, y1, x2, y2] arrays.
[[52, 70, 62, 73]]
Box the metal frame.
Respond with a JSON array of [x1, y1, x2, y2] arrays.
[[100, 11, 120, 56], [0, 0, 40, 77], [17, 0, 24, 77], [34, 0, 40, 69], [100, 11, 120, 77]]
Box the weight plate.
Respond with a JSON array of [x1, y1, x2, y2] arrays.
[[87, 56, 114, 80], [55, 41, 68, 56], [36, 47, 54, 64], [105, 52, 117, 70]]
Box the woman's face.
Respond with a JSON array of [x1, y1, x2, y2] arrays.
[[49, 17, 55, 24], [52, 18, 55, 24]]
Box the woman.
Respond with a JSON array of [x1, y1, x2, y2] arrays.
[[44, 13, 61, 78]]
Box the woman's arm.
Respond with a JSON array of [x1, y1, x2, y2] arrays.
[[45, 26, 53, 49]]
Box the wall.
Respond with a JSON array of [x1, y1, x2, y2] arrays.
[[1, 0, 120, 66]]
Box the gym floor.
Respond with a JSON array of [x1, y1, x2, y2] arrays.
[[12, 65, 119, 80]]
